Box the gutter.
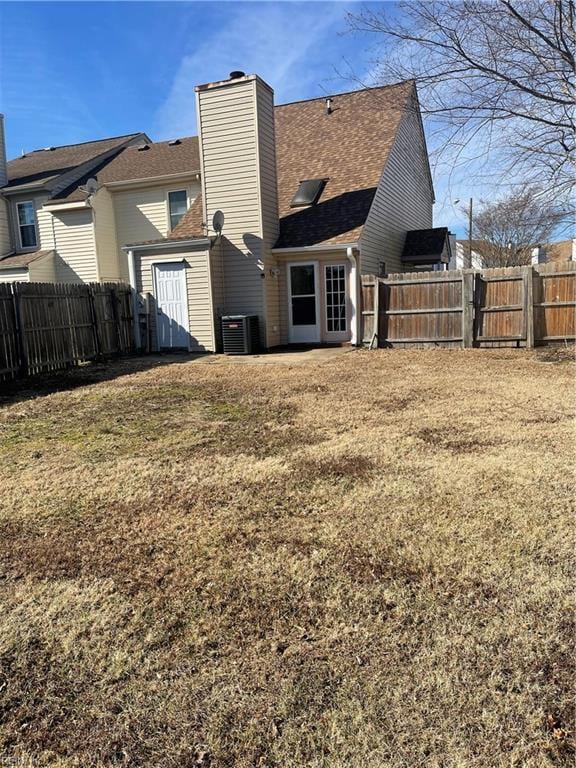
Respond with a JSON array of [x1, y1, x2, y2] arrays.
[[43, 200, 91, 212], [121, 238, 210, 252], [272, 242, 358, 254], [104, 171, 201, 190]]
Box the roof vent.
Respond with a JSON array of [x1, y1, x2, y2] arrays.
[[168, 139, 181, 146], [43, 147, 55, 151], [137, 143, 150, 151], [229, 70, 245, 80], [325, 98, 333, 115]]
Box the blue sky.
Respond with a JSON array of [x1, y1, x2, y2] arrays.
[[0, 1, 473, 235]]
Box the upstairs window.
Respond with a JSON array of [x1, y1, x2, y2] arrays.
[[290, 179, 327, 208], [168, 190, 188, 230], [16, 201, 38, 249]]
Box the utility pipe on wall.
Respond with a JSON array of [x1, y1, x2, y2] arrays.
[[346, 246, 361, 346], [127, 249, 141, 351]]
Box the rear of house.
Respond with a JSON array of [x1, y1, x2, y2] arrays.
[[125, 73, 437, 352], [0, 71, 444, 352]]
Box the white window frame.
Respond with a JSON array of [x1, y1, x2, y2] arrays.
[[165, 188, 189, 233], [324, 263, 348, 334], [15, 200, 38, 251]]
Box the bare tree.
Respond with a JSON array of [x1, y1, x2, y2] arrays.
[[469, 188, 568, 266], [347, 1, 575, 202]]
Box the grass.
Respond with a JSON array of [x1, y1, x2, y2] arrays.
[[0, 347, 574, 768]]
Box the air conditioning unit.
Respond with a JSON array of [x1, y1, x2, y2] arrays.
[[221, 315, 260, 355]]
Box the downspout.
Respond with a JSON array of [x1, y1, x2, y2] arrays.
[[127, 248, 141, 351], [346, 246, 361, 346]]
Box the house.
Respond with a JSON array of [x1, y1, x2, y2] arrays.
[[448, 240, 486, 270], [448, 238, 576, 269], [531, 239, 575, 265], [0, 71, 442, 350]]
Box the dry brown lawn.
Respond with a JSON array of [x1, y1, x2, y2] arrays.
[[0, 347, 574, 768]]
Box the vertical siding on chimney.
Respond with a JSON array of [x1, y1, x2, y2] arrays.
[[256, 84, 281, 347], [0, 115, 7, 188], [197, 76, 279, 346]]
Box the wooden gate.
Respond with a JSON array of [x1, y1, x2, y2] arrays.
[[474, 268, 531, 347]]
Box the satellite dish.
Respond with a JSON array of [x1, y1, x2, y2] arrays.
[[212, 210, 225, 235], [80, 177, 99, 197]]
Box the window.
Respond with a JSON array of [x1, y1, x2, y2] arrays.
[[325, 264, 347, 332], [290, 179, 327, 208], [16, 201, 38, 249], [168, 190, 188, 230]]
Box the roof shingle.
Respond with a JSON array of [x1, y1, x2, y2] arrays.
[[274, 81, 415, 247], [4, 134, 143, 192]]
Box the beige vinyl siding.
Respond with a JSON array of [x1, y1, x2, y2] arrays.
[[360, 100, 434, 276], [197, 77, 279, 346], [0, 268, 28, 283], [276, 250, 352, 345], [135, 247, 215, 352], [28, 253, 56, 282], [92, 188, 122, 281], [0, 197, 12, 255], [256, 84, 281, 347], [36, 203, 56, 250], [51, 209, 98, 283], [112, 180, 200, 277]]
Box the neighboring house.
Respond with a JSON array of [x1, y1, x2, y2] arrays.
[[531, 239, 576, 265], [0, 72, 445, 350], [448, 240, 486, 270], [448, 238, 576, 270]]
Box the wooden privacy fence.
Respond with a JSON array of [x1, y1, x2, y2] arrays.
[[0, 282, 135, 381], [361, 261, 576, 348]]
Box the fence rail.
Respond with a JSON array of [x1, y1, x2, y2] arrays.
[[0, 282, 135, 381], [361, 261, 576, 349]]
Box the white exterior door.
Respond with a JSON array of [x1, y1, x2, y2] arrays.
[[153, 262, 190, 349], [288, 262, 321, 343]]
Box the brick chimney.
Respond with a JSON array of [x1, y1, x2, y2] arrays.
[[195, 72, 279, 346]]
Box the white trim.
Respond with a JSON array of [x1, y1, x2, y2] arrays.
[[287, 261, 321, 344], [323, 263, 349, 338], [15, 200, 39, 251], [152, 261, 191, 351], [273, 242, 358, 254], [165, 187, 190, 233]]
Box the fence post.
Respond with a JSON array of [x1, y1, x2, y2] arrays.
[[110, 287, 121, 354], [523, 265, 535, 349], [88, 285, 101, 358], [462, 269, 475, 348], [12, 284, 28, 376]]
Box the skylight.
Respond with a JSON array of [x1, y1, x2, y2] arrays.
[[290, 178, 327, 208]]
